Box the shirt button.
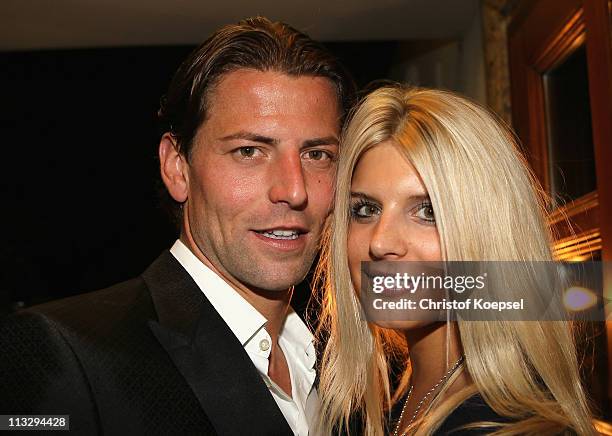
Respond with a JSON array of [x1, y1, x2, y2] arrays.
[[259, 338, 270, 351]]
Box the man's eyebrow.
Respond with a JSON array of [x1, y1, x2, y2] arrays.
[[220, 132, 338, 148], [303, 136, 339, 148], [219, 131, 279, 145]]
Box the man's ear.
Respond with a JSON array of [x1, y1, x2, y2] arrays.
[[159, 133, 189, 203]]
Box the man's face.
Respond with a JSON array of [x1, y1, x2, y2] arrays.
[[184, 69, 340, 292]]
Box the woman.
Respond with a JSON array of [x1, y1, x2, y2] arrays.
[[315, 85, 594, 435]]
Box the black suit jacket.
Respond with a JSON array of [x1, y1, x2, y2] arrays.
[[0, 251, 294, 436]]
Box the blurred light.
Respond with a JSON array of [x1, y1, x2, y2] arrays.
[[563, 286, 597, 311], [566, 255, 590, 262]]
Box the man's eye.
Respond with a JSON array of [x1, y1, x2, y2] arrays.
[[238, 147, 257, 157], [303, 150, 333, 161]]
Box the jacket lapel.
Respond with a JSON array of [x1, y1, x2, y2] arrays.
[[143, 251, 293, 436]]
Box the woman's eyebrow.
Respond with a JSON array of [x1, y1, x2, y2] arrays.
[[350, 191, 378, 202], [350, 191, 430, 202], [408, 193, 431, 202]]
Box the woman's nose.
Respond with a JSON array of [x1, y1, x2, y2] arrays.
[[369, 213, 408, 260]]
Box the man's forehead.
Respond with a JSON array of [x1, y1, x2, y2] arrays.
[[206, 69, 340, 115], [195, 69, 341, 142]]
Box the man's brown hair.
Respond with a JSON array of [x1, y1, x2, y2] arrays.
[[157, 16, 355, 223]]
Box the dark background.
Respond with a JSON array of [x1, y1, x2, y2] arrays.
[[0, 42, 401, 314]]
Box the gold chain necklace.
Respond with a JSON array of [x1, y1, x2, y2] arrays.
[[392, 355, 465, 436]]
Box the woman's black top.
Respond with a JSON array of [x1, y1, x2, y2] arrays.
[[390, 393, 510, 435]]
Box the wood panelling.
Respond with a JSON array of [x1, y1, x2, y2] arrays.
[[508, 0, 612, 417]]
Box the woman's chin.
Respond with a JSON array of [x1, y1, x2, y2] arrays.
[[372, 320, 433, 331]]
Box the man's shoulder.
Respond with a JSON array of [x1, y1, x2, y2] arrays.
[[4, 276, 151, 335], [33, 275, 149, 315], [0, 277, 151, 425], [0, 275, 157, 368], [0, 260, 217, 434]]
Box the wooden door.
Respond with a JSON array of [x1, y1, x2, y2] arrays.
[[508, 0, 612, 421]]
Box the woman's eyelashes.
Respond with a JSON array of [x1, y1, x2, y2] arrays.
[[350, 198, 381, 220], [412, 201, 436, 224], [349, 197, 436, 224]]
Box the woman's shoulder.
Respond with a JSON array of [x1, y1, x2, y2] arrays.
[[435, 394, 510, 435]]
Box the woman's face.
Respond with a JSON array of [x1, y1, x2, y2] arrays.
[[348, 141, 442, 327]]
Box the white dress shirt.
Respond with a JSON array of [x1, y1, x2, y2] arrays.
[[170, 240, 319, 436]]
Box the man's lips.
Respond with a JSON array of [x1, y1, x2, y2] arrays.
[[254, 225, 309, 233], [252, 226, 309, 240], [250, 226, 310, 252]]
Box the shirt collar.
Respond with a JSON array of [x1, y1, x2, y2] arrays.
[[169, 240, 315, 368], [281, 310, 316, 370], [170, 239, 267, 346]]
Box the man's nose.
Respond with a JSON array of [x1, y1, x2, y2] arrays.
[[369, 213, 408, 259], [268, 151, 308, 209]]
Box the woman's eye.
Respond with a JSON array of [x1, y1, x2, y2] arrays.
[[415, 202, 436, 223], [351, 201, 380, 219]]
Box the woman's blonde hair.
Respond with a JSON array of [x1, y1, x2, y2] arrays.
[[315, 85, 594, 435]]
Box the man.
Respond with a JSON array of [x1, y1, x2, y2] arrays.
[[0, 17, 354, 435]]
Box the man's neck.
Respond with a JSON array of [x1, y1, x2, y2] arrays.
[[178, 233, 292, 341]]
